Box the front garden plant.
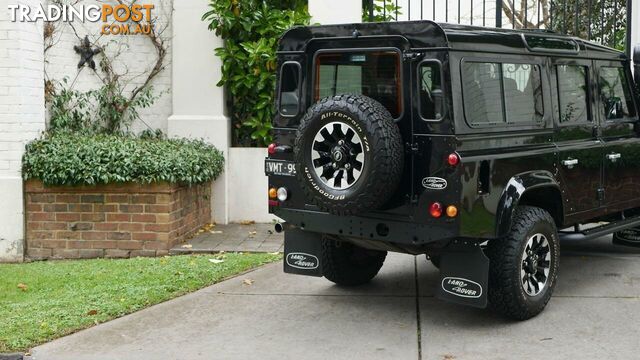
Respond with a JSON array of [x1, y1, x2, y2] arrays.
[[203, 0, 310, 146]]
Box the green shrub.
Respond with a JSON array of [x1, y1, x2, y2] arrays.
[[203, 0, 310, 146], [22, 133, 225, 186]]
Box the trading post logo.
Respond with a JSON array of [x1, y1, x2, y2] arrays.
[[8, 3, 155, 35]]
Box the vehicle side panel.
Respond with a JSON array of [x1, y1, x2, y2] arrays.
[[448, 51, 559, 238]]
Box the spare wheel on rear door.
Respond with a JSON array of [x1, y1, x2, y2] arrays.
[[294, 94, 404, 216]]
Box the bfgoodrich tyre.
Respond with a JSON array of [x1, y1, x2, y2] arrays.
[[294, 94, 403, 215], [486, 206, 560, 320]]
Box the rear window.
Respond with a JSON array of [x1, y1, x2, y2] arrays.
[[315, 51, 402, 118], [279, 62, 301, 117], [419, 61, 444, 121], [462, 61, 543, 126]]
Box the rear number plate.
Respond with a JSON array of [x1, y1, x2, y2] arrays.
[[265, 159, 297, 177]]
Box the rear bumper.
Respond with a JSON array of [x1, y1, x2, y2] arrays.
[[274, 208, 458, 246]]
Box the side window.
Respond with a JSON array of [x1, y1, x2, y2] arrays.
[[279, 62, 301, 117], [419, 62, 444, 120], [556, 65, 589, 123], [502, 64, 544, 123], [462, 62, 504, 126], [315, 52, 402, 118], [598, 66, 636, 121]]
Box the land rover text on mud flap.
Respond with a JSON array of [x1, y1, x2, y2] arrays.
[[265, 21, 640, 320]]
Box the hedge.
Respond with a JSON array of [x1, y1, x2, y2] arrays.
[[22, 133, 225, 186]]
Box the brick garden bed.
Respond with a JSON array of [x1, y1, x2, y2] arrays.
[[24, 180, 211, 259]]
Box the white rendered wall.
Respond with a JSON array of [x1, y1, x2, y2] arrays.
[[309, 0, 362, 24], [0, 0, 45, 262], [227, 148, 278, 223], [168, 0, 230, 224], [43, 0, 173, 133]]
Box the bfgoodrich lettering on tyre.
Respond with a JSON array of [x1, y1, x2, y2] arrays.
[[294, 94, 403, 215]]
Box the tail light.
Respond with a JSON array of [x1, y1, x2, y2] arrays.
[[429, 202, 443, 218], [447, 153, 460, 167], [268, 143, 277, 155], [446, 205, 458, 218], [276, 187, 289, 201]]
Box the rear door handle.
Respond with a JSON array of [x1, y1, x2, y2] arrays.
[[606, 153, 621, 162], [562, 159, 579, 169]]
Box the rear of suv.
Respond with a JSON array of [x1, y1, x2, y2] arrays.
[[265, 20, 640, 320]]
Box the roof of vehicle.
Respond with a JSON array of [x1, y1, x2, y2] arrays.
[[278, 20, 626, 61]]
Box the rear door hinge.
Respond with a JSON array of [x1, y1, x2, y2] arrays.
[[406, 142, 419, 154], [403, 52, 422, 61]]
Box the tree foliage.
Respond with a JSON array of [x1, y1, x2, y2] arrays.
[[501, 0, 628, 50], [362, 0, 402, 22], [203, 0, 311, 146]]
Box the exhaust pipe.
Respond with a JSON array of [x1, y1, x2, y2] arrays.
[[275, 222, 292, 233]]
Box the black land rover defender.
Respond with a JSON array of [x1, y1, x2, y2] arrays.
[[265, 21, 640, 320]]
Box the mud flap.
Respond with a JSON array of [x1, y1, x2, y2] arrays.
[[436, 242, 489, 308], [283, 228, 323, 277]]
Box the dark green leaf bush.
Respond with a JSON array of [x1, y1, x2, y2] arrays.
[[23, 133, 225, 186], [203, 0, 310, 146]]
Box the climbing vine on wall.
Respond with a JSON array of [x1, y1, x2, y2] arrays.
[[203, 0, 310, 146], [43, 0, 169, 135]]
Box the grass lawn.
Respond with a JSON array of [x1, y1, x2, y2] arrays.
[[0, 253, 281, 353]]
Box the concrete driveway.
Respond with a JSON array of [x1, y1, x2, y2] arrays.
[[30, 236, 640, 360]]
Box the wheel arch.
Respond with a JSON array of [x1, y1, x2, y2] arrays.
[[495, 171, 564, 238]]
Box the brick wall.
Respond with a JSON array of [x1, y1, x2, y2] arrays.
[[24, 180, 211, 259]]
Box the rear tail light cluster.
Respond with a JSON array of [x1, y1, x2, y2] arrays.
[[269, 186, 289, 206], [268, 143, 293, 155], [429, 202, 458, 218]]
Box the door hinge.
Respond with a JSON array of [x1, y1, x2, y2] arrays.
[[406, 142, 419, 154], [403, 52, 422, 61], [597, 188, 605, 202]]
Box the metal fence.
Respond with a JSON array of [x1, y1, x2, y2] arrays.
[[364, 0, 632, 55]]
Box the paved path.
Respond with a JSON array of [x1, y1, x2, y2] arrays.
[[170, 223, 283, 254], [31, 236, 640, 360]]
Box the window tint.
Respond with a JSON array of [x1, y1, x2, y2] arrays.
[[419, 62, 444, 120], [556, 65, 589, 123], [279, 63, 300, 116], [502, 64, 544, 123], [599, 67, 636, 120], [462, 62, 504, 126], [316, 52, 401, 118]]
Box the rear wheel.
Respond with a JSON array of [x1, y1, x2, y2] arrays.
[[613, 228, 640, 247], [322, 237, 387, 286], [486, 206, 560, 320]]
